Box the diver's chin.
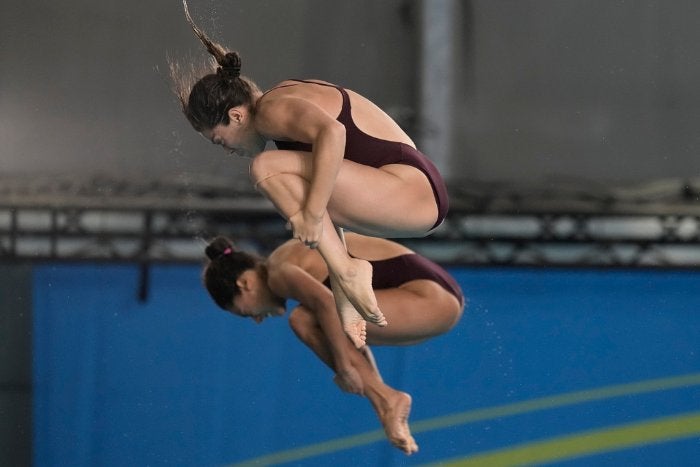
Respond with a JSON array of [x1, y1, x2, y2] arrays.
[[271, 305, 286, 317], [258, 305, 286, 320]]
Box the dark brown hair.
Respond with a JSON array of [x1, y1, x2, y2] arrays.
[[203, 236, 260, 310], [170, 0, 260, 131]]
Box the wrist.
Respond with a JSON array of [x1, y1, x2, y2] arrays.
[[303, 206, 325, 222]]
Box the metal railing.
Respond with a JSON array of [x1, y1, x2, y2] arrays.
[[2, 174, 700, 268]]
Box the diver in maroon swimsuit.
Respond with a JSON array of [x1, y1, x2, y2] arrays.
[[172, 1, 451, 348], [202, 232, 465, 455], [270, 80, 449, 230]]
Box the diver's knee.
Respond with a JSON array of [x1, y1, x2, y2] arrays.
[[249, 150, 279, 185], [288, 306, 317, 336]]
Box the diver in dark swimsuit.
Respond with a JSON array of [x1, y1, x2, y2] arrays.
[[201, 232, 465, 455], [269, 80, 449, 230], [173, 3, 452, 348]]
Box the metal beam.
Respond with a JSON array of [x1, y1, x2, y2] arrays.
[[2, 175, 700, 267]]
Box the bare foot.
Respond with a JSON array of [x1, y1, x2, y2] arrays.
[[379, 392, 419, 455], [334, 258, 388, 327], [330, 277, 368, 348], [340, 312, 367, 349]]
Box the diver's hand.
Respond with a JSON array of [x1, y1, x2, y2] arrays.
[[287, 209, 323, 248]]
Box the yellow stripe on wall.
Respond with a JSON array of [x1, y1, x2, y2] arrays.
[[411, 372, 700, 435], [434, 411, 700, 467], [229, 373, 700, 466]]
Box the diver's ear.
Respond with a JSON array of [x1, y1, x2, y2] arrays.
[[227, 106, 246, 125], [235, 269, 256, 291], [235, 276, 249, 291]]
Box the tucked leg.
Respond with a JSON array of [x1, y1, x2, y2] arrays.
[[288, 306, 418, 454], [251, 155, 387, 328]]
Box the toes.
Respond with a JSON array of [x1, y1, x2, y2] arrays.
[[366, 308, 388, 326], [393, 437, 417, 456], [352, 335, 366, 348], [372, 316, 388, 327], [406, 437, 419, 455], [399, 437, 418, 455], [346, 323, 367, 348]]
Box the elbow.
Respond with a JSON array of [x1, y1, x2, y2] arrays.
[[288, 306, 318, 341], [321, 121, 346, 153], [307, 294, 337, 320]]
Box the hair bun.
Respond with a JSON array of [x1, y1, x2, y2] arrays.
[[218, 52, 241, 79], [205, 236, 236, 260]]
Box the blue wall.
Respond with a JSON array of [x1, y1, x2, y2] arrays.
[[33, 265, 700, 466]]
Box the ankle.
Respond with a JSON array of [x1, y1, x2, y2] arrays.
[[334, 258, 367, 282], [366, 385, 396, 410]]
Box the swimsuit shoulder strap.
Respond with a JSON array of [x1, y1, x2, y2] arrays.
[[261, 80, 353, 125], [259, 79, 306, 100]]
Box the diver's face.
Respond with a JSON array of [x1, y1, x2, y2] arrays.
[[229, 291, 286, 324], [202, 106, 260, 158], [227, 270, 285, 324]]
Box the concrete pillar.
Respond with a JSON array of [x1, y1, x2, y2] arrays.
[[419, 0, 458, 176]]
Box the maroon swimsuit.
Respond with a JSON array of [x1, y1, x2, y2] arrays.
[[266, 79, 449, 230], [323, 253, 464, 306]]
